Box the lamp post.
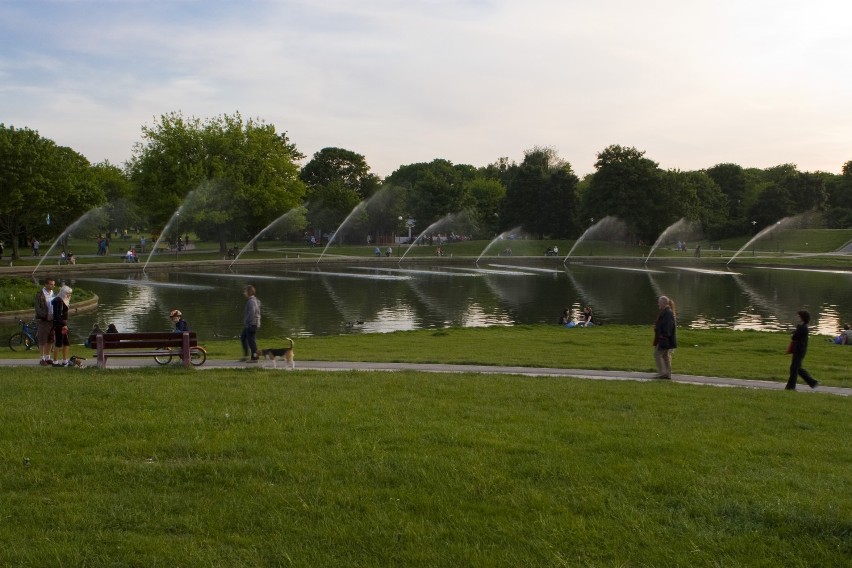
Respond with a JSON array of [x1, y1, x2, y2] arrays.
[[752, 220, 757, 256], [406, 217, 415, 243]]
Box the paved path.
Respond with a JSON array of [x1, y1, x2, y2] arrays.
[[1, 358, 849, 396]]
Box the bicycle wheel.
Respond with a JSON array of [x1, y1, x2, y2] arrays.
[[9, 332, 32, 351], [153, 348, 173, 365], [189, 347, 207, 367]]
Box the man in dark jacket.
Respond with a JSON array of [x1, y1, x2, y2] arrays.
[[654, 295, 677, 379], [786, 310, 819, 390], [34, 278, 55, 366]]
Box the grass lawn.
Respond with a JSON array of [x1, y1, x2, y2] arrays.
[[1, 366, 850, 566]]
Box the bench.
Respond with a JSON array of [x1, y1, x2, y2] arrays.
[[87, 331, 198, 369]]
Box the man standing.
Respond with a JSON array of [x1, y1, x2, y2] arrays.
[[241, 285, 261, 363], [653, 295, 677, 379], [34, 278, 55, 366]]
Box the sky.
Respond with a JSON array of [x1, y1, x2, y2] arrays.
[[2, 0, 851, 178]]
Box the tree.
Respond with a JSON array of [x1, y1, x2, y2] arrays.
[[582, 145, 664, 242], [0, 124, 104, 259], [385, 159, 478, 226], [706, 163, 747, 221], [501, 147, 579, 238], [128, 112, 306, 252], [824, 161, 852, 228], [300, 147, 381, 243]]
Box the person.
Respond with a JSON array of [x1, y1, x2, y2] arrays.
[[140, 236, 146, 253], [579, 306, 594, 327], [558, 308, 576, 327], [241, 285, 261, 362], [125, 248, 135, 262], [34, 278, 56, 366], [170, 309, 189, 332], [833, 324, 849, 345], [653, 295, 677, 379], [694, 245, 701, 258], [50, 285, 73, 367], [386, 246, 392, 257], [32, 238, 40, 256], [374, 246, 381, 257], [0, 240, 4, 260], [786, 310, 818, 390]]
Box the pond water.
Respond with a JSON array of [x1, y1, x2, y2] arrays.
[[7, 261, 852, 343]]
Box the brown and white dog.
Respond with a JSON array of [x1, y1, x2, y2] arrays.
[[258, 338, 295, 369], [68, 355, 86, 368]]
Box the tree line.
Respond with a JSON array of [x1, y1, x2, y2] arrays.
[[2, 112, 850, 258]]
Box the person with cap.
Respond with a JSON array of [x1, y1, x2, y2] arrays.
[[170, 309, 190, 333]]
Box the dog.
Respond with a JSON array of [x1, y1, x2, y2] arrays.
[[68, 355, 86, 368], [258, 338, 295, 369]]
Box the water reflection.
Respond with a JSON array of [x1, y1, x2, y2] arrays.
[[8, 264, 847, 343]]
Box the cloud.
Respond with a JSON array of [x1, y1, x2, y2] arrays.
[[1, 0, 850, 176]]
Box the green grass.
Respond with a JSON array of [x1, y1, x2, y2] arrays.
[[2, 325, 849, 388], [0, 277, 95, 312], [0, 366, 849, 566]]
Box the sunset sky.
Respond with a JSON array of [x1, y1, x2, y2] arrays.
[[2, 0, 850, 177]]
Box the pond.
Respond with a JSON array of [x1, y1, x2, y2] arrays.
[[6, 260, 852, 344]]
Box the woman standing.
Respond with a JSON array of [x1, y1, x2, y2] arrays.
[[241, 285, 261, 363], [51, 285, 73, 367], [653, 295, 677, 379], [786, 310, 819, 390]]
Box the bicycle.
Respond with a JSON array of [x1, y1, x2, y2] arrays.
[[9, 319, 38, 351], [153, 345, 207, 366]]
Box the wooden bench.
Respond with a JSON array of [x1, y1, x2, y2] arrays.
[[88, 331, 198, 369]]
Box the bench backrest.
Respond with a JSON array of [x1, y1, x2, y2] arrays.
[[88, 332, 197, 350]]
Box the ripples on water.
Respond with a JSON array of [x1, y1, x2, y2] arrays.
[[7, 263, 849, 342]]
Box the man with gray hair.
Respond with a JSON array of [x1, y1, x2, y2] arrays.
[[653, 295, 677, 379]]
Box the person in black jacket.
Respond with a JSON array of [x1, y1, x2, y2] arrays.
[[786, 310, 819, 390], [50, 285, 73, 367], [653, 295, 677, 379]]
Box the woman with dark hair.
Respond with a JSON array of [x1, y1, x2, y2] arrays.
[[786, 310, 819, 390], [653, 295, 677, 379]]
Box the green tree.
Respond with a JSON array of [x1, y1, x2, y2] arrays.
[[501, 147, 579, 238], [466, 178, 506, 238], [0, 124, 104, 259], [824, 161, 852, 228], [128, 112, 305, 252], [706, 163, 747, 221], [582, 145, 664, 241], [301, 147, 381, 244], [385, 159, 477, 227]]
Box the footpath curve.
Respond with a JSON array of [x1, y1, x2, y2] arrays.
[[1, 358, 849, 396]]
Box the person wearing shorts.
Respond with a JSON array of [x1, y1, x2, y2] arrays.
[[34, 278, 55, 366]]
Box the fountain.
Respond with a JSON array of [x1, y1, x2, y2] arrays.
[[726, 216, 799, 265], [563, 216, 627, 261], [143, 189, 199, 272], [32, 205, 107, 279], [315, 200, 368, 264], [475, 226, 523, 265], [397, 213, 461, 263], [644, 218, 700, 264], [229, 206, 304, 269]]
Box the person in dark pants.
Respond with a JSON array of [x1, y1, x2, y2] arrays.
[[786, 310, 819, 390], [241, 285, 261, 363]]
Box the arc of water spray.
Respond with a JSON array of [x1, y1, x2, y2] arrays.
[[316, 201, 367, 264], [644, 218, 687, 265], [475, 226, 523, 265], [32, 206, 106, 279], [398, 214, 458, 264], [229, 207, 301, 269], [563, 216, 622, 262], [143, 189, 198, 272], [727, 219, 787, 265]]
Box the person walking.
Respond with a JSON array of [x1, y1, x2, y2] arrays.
[[241, 285, 261, 363], [653, 295, 677, 379], [50, 285, 73, 367], [786, 310, 819, 390], [34, 278, 56, 366]]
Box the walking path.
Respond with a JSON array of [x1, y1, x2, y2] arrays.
[[1, 358, 849, 396]]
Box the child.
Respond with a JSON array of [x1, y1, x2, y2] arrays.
[[170, 309, 190, 332]]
